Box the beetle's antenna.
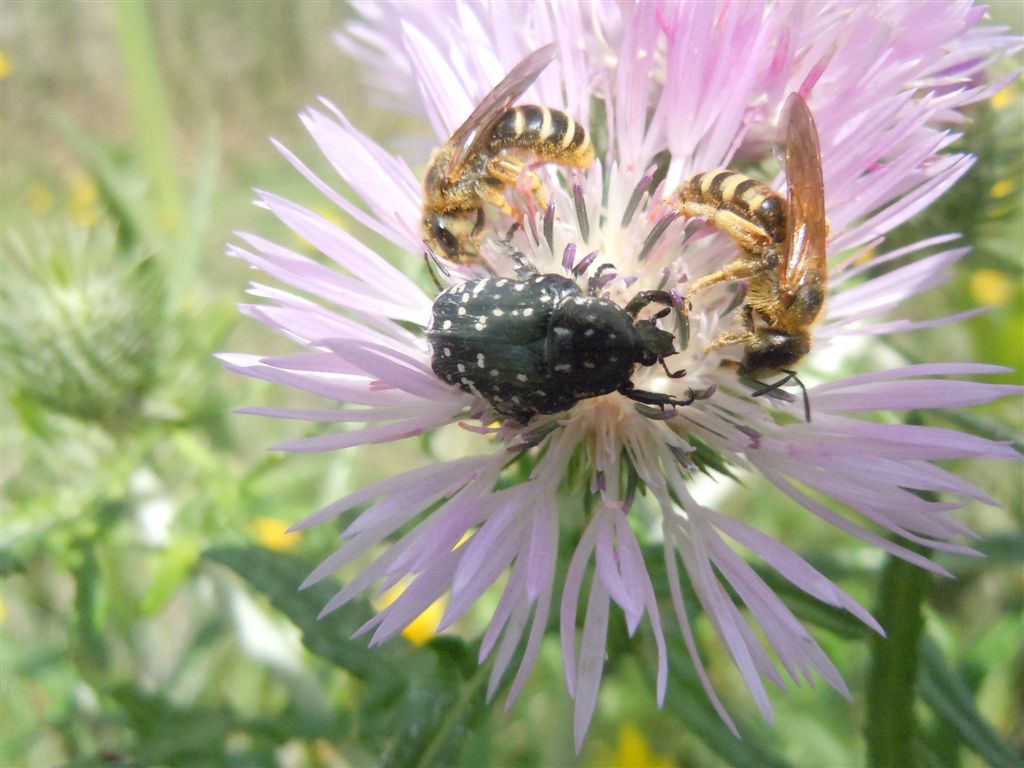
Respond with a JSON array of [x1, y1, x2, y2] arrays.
[[587, 263, 618, 295]]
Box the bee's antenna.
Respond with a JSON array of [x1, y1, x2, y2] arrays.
[[751, 369, 811, 422], [423, 248, 449, 292]]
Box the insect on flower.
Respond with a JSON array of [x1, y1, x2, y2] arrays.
[[663, 92, 828, 420], [427, 260, 708, 422], [422, 44, 595, 264]]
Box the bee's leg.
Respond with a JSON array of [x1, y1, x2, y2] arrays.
[[687, 258, 765, 298], [471, 207, 486, 237], [704, 330, 754, 356], [666, 196, 775, 254], [477, 178, 517, 219], [485, 157, 549, 214]]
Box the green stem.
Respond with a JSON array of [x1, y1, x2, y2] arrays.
[[865, 542, 933, 768]]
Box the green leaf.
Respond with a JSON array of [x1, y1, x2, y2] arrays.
[[113, 0, 185, 232], [207, 546, 497, 767], [384, 651, 491, 768], [918, 637, 1022, 768], [47, 110, 161, 254], [140, 539, 201, 616], [656, 636, 792, 768], [865, 546, 933, 768], [111, 685, 237, 767], [170, 120, 221, 307], [205, 546, 402, 690]]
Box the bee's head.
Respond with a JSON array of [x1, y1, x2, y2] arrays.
[[739, 330, 810, 377], [423, 211, 480, 263]]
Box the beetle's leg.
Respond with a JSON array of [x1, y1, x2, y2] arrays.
[[619, 382, 709, 410], [507, 247, 540, 278], [624, 289, 679, 318], [659, 358, 687, 379], [587, 263, 618, 296], [494, 221, 537, 278]]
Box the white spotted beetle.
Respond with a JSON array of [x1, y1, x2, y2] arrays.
[[427, 266, 702, 421]]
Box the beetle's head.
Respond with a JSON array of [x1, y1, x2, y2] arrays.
[[634, 320, 678, 367]]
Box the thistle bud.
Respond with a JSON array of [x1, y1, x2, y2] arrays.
[[1, 222, 165, 430]]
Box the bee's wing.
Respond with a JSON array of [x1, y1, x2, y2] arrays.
[[447, 44, 557, 172], [779, 92, 828, 300]]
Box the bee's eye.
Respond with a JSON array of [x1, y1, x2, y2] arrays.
[[431, 220, 461, 259]]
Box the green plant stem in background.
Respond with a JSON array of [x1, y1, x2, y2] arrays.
[[113, 1, 184, 233], [865, 543, 933, 768]]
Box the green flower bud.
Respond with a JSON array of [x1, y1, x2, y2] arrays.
[[2, 222, 165, 429]]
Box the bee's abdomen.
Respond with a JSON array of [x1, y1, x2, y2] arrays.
[[488, 105, 594, 167], [682, 170, 786, 244]]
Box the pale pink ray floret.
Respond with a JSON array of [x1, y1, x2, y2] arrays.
[[227, 0, 1022, 750]]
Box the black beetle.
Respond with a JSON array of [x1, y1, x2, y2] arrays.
[[427, 272, 700, 421]]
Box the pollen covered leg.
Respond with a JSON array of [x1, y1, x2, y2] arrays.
[[688, 258, 765, 298], [485, 157, 549, 213], [703, 330, 754, 356], [672, 200, 775, 253]]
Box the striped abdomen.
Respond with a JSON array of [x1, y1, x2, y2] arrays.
[[488, 105, 594, 167], [680, 169, 786, 245]]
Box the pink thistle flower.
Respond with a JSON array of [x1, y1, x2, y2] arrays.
[[226, 0, 1022, 750]]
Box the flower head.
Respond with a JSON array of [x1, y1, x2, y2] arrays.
[[226, 1, 1021, 749]]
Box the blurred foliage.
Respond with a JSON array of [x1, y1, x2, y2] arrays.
[[1, 3, 1022, 768]]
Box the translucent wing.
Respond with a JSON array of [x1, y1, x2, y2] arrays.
[[446, 44, 557, 173], [779, 92, 828, 299]]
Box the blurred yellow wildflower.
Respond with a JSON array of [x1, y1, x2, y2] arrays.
[[969, 268, 1013, 307], [27, 182, 55, 216], [990, 179, 1015, 199], [67, 170, 102, 229], [0, 50, 10, 80], [252, 516, 302, 552], [991, 85, 1015, 110], [603, 722, 674, 768], [376, 579, 446, 646]]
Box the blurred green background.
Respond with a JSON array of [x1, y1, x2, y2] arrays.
[[1, 3, 1022, 767]]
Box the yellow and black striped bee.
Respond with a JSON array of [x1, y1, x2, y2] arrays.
[[422, 44, 594, 265], [663, 92, 828, 418]]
